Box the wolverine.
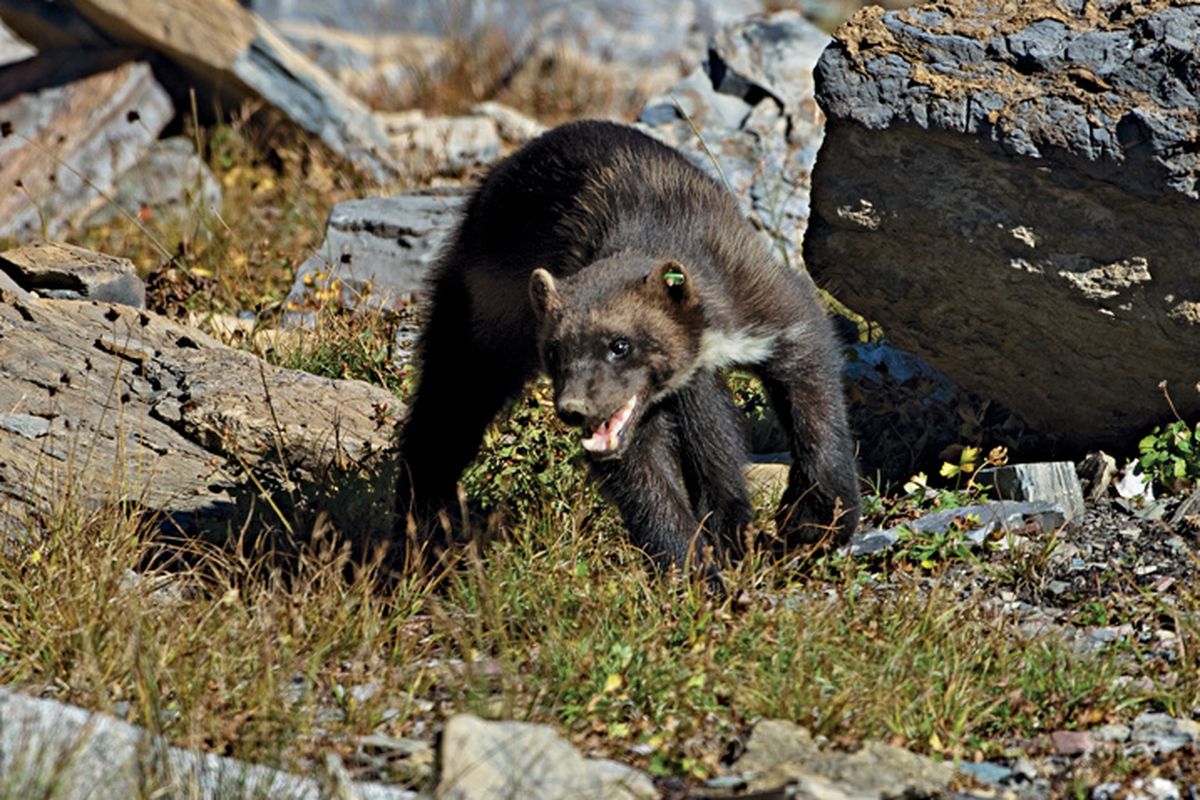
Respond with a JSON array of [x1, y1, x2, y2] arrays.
[[397, 120, 859, 572]]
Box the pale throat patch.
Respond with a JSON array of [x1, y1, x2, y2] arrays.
[[695, 327, 780, 370]]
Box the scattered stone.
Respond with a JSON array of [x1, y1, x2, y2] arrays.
[[0, 291, 402, 541], [957, 761, 1013, 786], [0, 52, 172, 240], [1129, 713, 1199, 755], [1078, 452, 1119, 504], [437, 714, 657, 800], [1094, 777, 1181, 800], [1051, 730, 1096, 756], [850, 500, 1070, 558], [1092, 723, 1132, 743], [285, 188, 466, 321], [1170, 488, 1200, 529], [735, 719, 954, 797], [83, 137, 222, 229], [981, 462, 1087, 524], [1, 242, 145, 307], [805, 0, 1200, 451], [0, 689, 414, 800], [382, 112, 502, 174]]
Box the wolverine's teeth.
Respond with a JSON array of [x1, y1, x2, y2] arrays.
[[581, 395, 637, 453]]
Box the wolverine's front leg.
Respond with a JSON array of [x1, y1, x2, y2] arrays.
[[588, 405, 716, 575]]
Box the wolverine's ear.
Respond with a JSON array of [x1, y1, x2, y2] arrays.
[[645, 260, 694, 307], [529, 268, 562, 320]]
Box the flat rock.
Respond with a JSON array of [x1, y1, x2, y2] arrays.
[[437, 714, 657, 800], [1, 241, 145, 307], [1129, 712, 1199, 755], [805, 0, 1200, 451], [83, 136, 222, 229], [0, 689, 415, 800], [736, 719, 955, 797], [0, 290, 403, 540], [0, 51, 172, 240], [285, 188, 467, 322], [848, 500, 1069, 557]]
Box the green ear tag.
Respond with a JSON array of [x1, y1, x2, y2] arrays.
[[663, 270, 685, 287]]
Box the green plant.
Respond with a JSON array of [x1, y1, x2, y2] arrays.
[[1137, 419, 1199, 494]]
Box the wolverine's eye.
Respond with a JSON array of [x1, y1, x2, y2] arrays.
[[607, 338, 630, 361]]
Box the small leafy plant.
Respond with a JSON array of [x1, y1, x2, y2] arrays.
[[1137, 419, 1199, 494]]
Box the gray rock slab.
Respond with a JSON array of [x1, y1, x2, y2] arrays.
[[1078, 451, 1119, 504], [848, 500, 1069, 557], [0, 689, 415, 800], [83, 136, 222, 228], [0, 291, 403, 542], [437, 714, 656, 800], [470, 101, 546, 145], [286, 189, 467, 319], [980, 462, 1087, 524], [805, 0, 1200, 451], [1129, 712, 1199, 755], [0, 52, 172, 240], [735, 719, 954, 797], [0, 241, 145, 307]]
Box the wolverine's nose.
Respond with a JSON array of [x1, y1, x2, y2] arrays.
[[556, 397, 588, 427]]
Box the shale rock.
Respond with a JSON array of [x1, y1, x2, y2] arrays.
[[285, 188, 467, 322], [0, 289, 403, 540], [83, 136, 222, 229], [805, 0, 1200, 451], [0, 689, 415, 800], [0, 51, 172, 240], [0, 0, 398, 182], [0, 241, 145, 307]]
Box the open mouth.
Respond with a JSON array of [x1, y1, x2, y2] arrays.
[[580, 395, 638, 456]]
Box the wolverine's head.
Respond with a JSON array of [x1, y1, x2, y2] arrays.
[[529, 256, 706, 460]]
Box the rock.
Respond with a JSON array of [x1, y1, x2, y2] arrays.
[[83, 136, 222, 229], [1170, 487, 1200, 528], [1050, 730, 1095, 756], [1078, 452, 1119, 504], [980, 462, 1087, 524], [957, 761, 1014, 786], [1, 0, 398, 182], [850, 500, 1070, 557], [1091, 723, 1131, 743], [0, 291, 402, 540], [471, 101, 546, 145], [0, 689, 415, 800], [1, 242, 145, 307], [1094, 778, 1182, 800], [0, 51, 172, 240], [436, 714, 657, 800], [285, 188, 467, 321], [0, 18, 32, 66], [805, 0, 1200, 451], [1129, 712, 1199, 755], [736, 719, 954, 797], [382, 112, 502, 175], [0, 270, 30, 300], [639, 10, 831, 269]]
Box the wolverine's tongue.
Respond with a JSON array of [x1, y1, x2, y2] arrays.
[[581, 395, 637, 454]]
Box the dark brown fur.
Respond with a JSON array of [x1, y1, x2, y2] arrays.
[[397, 120, 859, 574]]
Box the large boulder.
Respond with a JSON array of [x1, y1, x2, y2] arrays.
[[0, 279, 403, 540], [805, 0, 1200, 451]]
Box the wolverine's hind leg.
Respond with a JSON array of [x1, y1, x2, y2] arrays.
[[396, 274, 538, 557], [675, 372, 753, 562]]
